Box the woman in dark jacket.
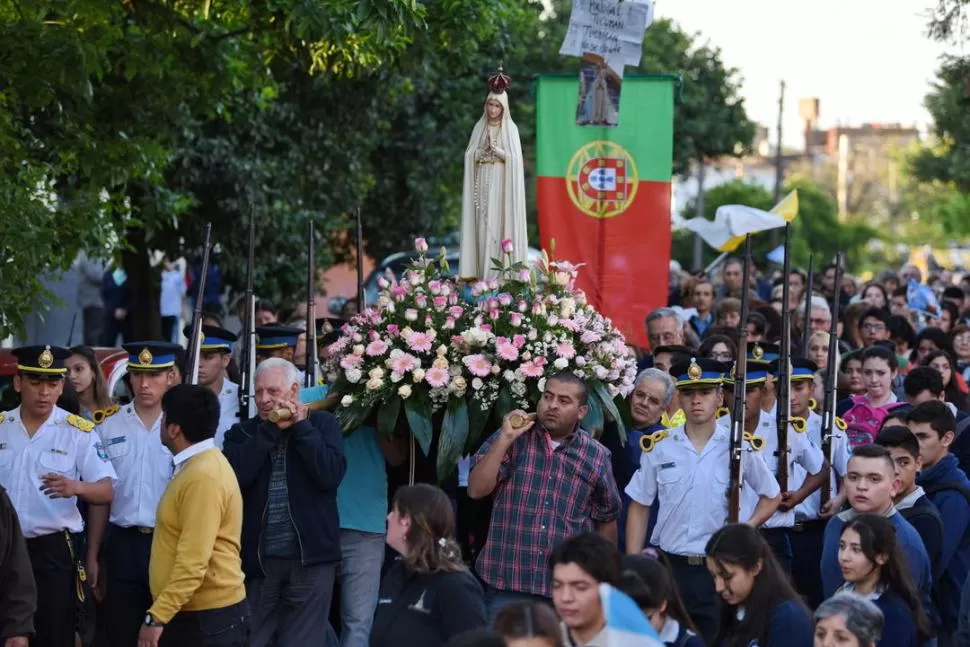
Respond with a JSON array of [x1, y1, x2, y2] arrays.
[[370, 484, 486, 647], [834, 514, 931, 647], [705, 523, 814, 647]]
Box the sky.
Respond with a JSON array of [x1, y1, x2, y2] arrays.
[[652, 0, 963, 148]]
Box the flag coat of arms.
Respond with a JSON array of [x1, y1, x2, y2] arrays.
[[536, 75, 675, 348]]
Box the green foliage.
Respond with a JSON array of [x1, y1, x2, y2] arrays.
[[674, 178, 875, 272], [912, 56, 970, 193], [0, 0, 760, 337]]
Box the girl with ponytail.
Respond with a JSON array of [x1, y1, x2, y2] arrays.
[[370, 484, 486, 647]]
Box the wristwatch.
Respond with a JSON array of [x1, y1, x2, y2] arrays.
[[144, 613, 164, 628]]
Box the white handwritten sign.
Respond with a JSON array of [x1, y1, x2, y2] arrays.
[[559, 0, 654, 73]]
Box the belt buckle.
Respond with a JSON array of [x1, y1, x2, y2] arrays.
[[137, 527, 153, 535], [687, 554, 705, 567]]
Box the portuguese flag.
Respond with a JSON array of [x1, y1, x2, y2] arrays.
[[536, 74, 675, 349]]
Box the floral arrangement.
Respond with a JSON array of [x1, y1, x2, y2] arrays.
[[323, 237, 638, 476]]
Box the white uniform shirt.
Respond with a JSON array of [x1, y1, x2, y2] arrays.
[[625, 423, 781, 556], [0, 406, 117, 538], [215, 379, 240, 449], [793, 410, 851, 520], [739, 410, 826, 528], [97, 405, 173, 528]]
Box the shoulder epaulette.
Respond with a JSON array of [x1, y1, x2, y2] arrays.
[[791, 417, 807, 433], [809, 398, 818, 412], [91, 404, 121, 425], [67, 414, 95, 432], [743, 432, 766, 452], [0, 412, 5, 425], [835, 416, 847, 431], [639, 429, 669, 453]]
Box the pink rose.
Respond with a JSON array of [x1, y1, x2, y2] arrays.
[[414, 237, 429, 253], [501, 239, 514, 254]]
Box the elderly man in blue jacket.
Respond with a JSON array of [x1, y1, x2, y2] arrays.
[[223, 358, 346, 647], [909, 401, 970, 646]]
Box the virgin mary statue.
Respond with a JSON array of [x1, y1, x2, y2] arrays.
[[459, 67, 528, 281]]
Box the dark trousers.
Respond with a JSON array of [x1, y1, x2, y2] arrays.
[[790, 519, 827, 608], [161, 316, 178, 343], [760, 527, 793, 576], [664, 552, 718, 645], [159, 599, 251, 647], [105, 524, 154, 647], [26, 532, 76, 647], [83, 306, 103, 346]]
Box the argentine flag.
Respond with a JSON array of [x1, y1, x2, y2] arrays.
[[599, 583, 665, 647]]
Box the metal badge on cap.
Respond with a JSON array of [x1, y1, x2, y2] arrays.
[[38, 346, 54, 369], [139, 348, 153, 365]]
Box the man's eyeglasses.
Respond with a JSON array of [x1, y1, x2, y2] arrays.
[[860, 323, 887, 332]]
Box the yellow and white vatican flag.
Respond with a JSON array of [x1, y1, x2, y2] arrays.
[[683, 191, 799, 252]]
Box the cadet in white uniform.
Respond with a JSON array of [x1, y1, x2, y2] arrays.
[[183, 324, 239, 448], [785, 357, 851, 607], [724, 356, 828, 575], [625, 358, 781, 644], [0, 345, 116, 647], [95, 341, 178, 647]]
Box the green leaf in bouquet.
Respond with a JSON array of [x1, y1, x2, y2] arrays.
[[582, 391, 605, 437], [495, 384, 514, 422], [404, 392, 434, 456], [377, 396, 402, 438], [465, 397, 492, 453], [592, 381, 627, 443], [337, 401, 372, 435], [437, 397, 470, 482], [613, 393, 634, 435]]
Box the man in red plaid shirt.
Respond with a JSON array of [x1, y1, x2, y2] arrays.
[[468, 372, 621, 621]]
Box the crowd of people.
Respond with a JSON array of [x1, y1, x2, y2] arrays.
[[2, 257, 970, 647]]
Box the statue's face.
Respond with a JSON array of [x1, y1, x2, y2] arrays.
[[485, 99, 503, 121]]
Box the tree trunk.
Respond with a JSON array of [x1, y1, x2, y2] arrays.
[[123, 189, 162, 341]]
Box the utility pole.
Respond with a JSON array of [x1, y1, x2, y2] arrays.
[[771, 80, 785, 248]]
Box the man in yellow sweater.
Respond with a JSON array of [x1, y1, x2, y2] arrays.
[[137, 384, 250, 647]]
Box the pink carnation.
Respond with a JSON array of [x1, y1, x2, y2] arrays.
[[495, 338, 519, 361], [406, 331, 433, 353], [555, 342, 576, 359], [463, 354, 493, 377], [390, 354, 418, 374], [580, 330, 603, 344], [519, 360, 545, 378], [365, 340, 389, 357], [340, 354, 364, 370], [425, 367, 450, 388], [512, 334, 526, 348], [386, 324, 400, 336]]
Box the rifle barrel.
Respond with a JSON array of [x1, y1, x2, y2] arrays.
[[305, 220, 318, 388], [820, 253, 844, 504], [184, 223, 213, 385], [776, 222, 793, 492], [728, 234, 753, 523], [238, 209, 256, 421]]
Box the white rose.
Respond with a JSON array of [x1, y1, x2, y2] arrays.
[[511, 381, 526, 396], [453, 376, 467, 391], [340, 394, 354, 407], [369, 367, 384, 380], [427, 329, 437, 339], [390, 371, 403, 383], [503, 369, 516, 382], [560, 297, 576, 318], [345, 368, 362, 384], [366, 377, 383, 391], [472, 377, 484, 390], [575, 356, 587, 366], [537, 377, 547, 392], [413, 368, 426, 382], [437, 344, 448, 356], [527, 329, 538, 341], [491, 364, 501, 375], [433, 357, 448, 370], [521, 351, 532, 361], [353, 344, 365, 355], [554, 357, 569, 370], [398, 384, 413, 398]]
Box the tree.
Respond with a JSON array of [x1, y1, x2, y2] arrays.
[[911, 56, 970, 193], [674, 178, 874, 272]]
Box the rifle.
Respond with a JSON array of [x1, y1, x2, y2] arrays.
[[305, 220, 319, 388], [801, 255, 814, 356], [238, 210, 257, 421], [820, 252, 844, 505], [66, 313, 77, 347], [776, 223, 793, 492], [355, 207, 365, 309], [728, 235, 753, 523], [184, 223, 213, 385]]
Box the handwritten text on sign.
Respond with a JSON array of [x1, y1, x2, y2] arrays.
[[559, 0, 654, 70]]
